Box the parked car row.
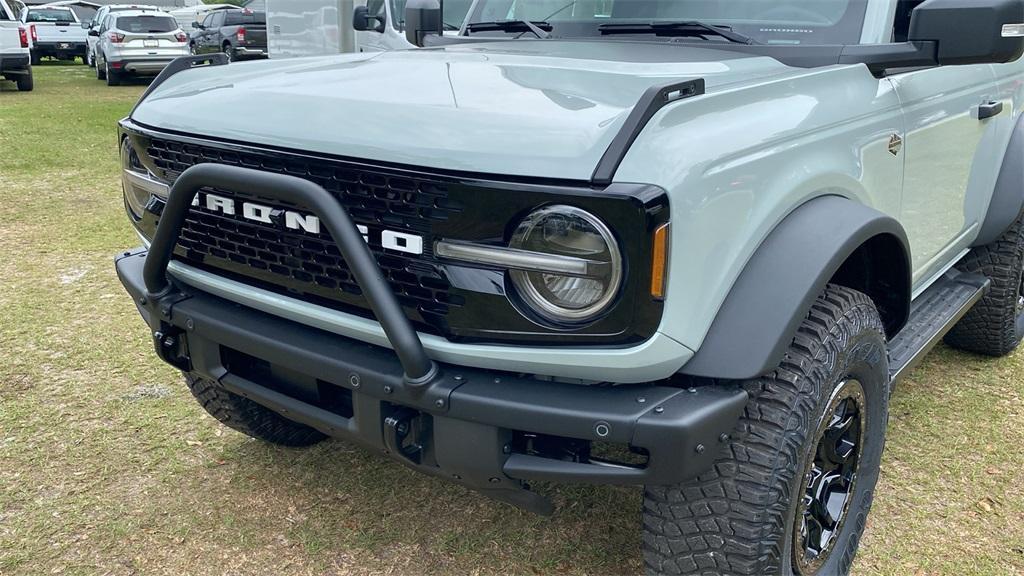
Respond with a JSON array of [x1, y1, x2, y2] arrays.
[[0, 0, 31, 90]]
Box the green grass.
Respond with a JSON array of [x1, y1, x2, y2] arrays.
[[2, 62, 1023, 575]]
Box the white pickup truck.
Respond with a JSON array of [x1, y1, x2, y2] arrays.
[[21, 4, 87, 64], [0, 0, 31, 91]]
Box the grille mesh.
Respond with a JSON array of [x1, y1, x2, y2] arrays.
[[145, 138, 465, 326]]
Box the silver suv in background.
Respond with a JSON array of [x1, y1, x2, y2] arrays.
[[92, 10, 187, 86], [83, 4, 158, 68]]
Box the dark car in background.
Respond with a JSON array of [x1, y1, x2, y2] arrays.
[[190, 9, 265, 61]]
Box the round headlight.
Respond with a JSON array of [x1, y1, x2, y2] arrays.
[[509, 205, 622, 323], [121, 138, 149, 219]]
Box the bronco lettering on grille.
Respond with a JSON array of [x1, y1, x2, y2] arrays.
[[192, 192, 425, 256]]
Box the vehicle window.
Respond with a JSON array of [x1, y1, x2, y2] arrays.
[[200, 13, 215, 27], [0, 2, 9, 21], [225, 11, 265, 25], [211, 11, 225, 27], [25, 8, 76, 23], [115, 15, 177, 33], [464, 0, 870, 45]]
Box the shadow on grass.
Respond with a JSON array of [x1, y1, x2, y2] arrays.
[[207, 431, 643, 572]]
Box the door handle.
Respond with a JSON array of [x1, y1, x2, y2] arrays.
[[978, 100, 1004, 120]]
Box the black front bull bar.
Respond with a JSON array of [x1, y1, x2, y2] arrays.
[[123, 163, 747, 514]]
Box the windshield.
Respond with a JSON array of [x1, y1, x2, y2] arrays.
[[26, 8, 77, 23], [115, 15, 177, 33], [463, 0, 870, 45]]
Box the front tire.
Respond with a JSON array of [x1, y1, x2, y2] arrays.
[[185, 374, 327, 447], [643, 286, 890, 576], [945, 214, 1024, 356]]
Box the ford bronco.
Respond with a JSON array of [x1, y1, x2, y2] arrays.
[[113, 0, 1024, 573]]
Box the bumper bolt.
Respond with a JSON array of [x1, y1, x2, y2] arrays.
[[494, 377, 501, 384], [434, 399, 445, 408], [637, 397, 646, 404], [185, 318, 194, 331], [453, 474, 462, 480], [687, 387, 697, 394], [502, 444, 511, 454], [453, 375, 463, 382], [719, 433, 730, 443], [349, 373, 361, 388], [594, 421, 611, 437], [695, 444, 705, 454], [383, 385, 393, 394], [654, 406, 664, 414], [138, 296, 147, 305], [488, 477, 501, 483]]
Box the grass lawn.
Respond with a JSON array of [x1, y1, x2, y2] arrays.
[[1, 62, 1023, 576]]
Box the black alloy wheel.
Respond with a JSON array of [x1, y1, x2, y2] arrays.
[[792, 378, 866, 574]]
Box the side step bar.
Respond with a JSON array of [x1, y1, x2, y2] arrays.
[[888, 269, 990, 383]]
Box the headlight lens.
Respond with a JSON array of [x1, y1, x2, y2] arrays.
[[121, 138, 149, 219], [509, 205, 622, 323]]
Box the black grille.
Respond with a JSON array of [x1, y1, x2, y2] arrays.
[[145, 138, 465, 330]]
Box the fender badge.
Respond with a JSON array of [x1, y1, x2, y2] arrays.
[[888, 134, 903, 156]]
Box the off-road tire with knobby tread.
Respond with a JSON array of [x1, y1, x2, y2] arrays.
[[944, 215, 1024, 356], [184, 374, 327, 447], [643, 285, 890, 576]]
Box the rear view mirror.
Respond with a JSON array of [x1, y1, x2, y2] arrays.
[[352, 5, 384, 33], [88, 28, 99, 36], [909, 0, 1024, 65], [80, 21, 89, 29], [404, 0, 442, 46]]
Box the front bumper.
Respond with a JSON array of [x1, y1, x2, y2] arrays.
[[117, 249, 746, 512], [115, 163, 747, 512]]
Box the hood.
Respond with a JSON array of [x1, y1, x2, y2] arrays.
[[132, 41, 792, 180]]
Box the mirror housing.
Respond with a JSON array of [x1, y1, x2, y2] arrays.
[[909, 0, 1024, 65], [404, 0, 442, 47], [191, 21, 201, 29], [353, 5, 385, 33], [88, 28, 99, 36], [80, 21, 89, 29]]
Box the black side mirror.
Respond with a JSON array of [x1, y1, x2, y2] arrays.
[[404, 0, 442, 46], [909, 0, 1024, 65], [88, 28, 99, 36], [192, 22, 203, 29], [353, 5, 385, 33]]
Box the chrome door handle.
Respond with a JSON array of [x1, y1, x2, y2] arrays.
[[978, 100, 1004, 120]]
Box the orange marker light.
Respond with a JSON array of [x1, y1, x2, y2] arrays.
[[651, 223, 669, 299]]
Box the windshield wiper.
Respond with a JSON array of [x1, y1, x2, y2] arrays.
[[465, 20, 552, 39], [599, 21, 756, 44]]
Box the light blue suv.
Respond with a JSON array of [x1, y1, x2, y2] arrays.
[[114, 1, 1024, 573]]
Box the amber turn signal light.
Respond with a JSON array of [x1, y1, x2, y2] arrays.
[[651, 223, 669, 299]]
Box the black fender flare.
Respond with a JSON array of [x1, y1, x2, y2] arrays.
[[679, 195, 912, 380], [974, 111, 1024, 247]]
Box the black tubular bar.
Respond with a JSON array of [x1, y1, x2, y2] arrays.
[[142, 163, 438, 384]]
